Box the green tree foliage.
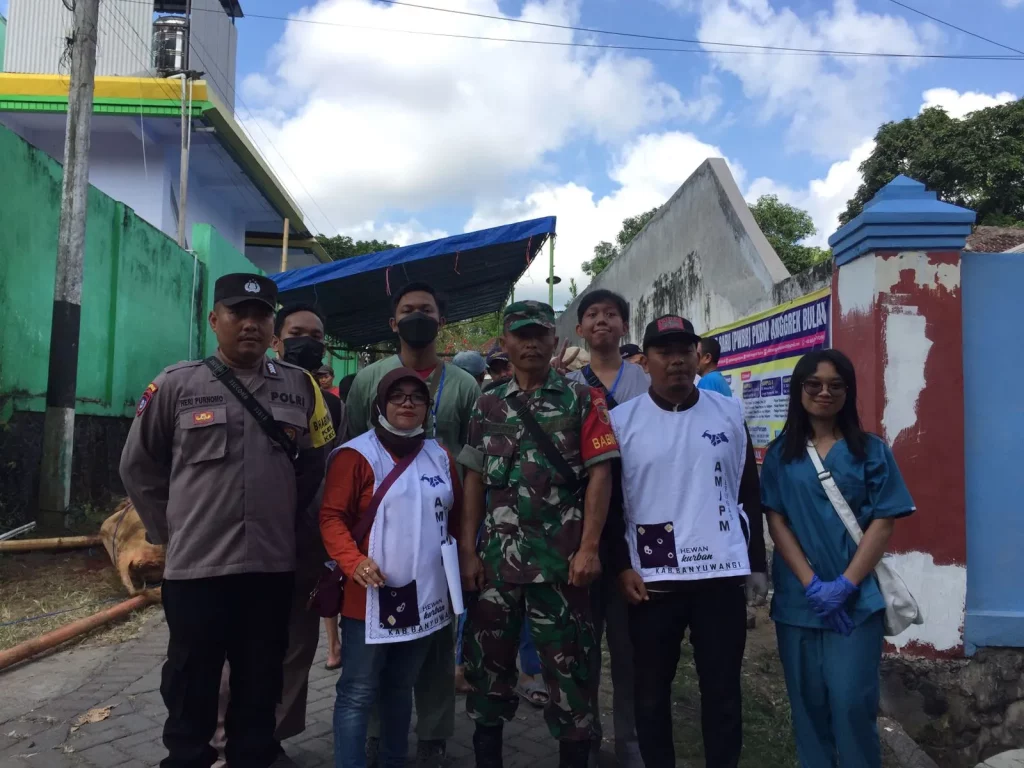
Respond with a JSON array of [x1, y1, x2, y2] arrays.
[[581, 207, 659, 278], [582, 241, 619, 278], [749, 194, 831, 274], [840, 99, 1024, 226], [316, 234, 398, 260], [437, 312, 503, 356]]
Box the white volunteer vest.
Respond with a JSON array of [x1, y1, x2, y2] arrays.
[[611, 391, 751, 583], [345, 432, 454, 645]]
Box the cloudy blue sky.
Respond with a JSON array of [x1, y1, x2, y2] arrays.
[[6, 0, 1018, 303]]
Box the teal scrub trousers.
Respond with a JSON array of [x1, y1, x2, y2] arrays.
[[775, 611, 885, 768]]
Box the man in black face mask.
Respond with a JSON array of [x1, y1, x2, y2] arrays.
[[271, 304, 344, 741], [346, 281, 481, 768], [273, 304, 345, 434]]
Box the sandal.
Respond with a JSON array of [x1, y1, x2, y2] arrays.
[[515, 677, 549, 708]]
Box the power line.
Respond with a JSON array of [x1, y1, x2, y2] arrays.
[[119, 0, 1023, 60], [105, 1, 333, 236], [884, 0, 1024, 57], [182, 26, 341, 235], [101, 3, 277, 222], [236, 17, 1024, 60]]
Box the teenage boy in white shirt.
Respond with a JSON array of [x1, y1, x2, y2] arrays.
[[565, 289, 647, 767]]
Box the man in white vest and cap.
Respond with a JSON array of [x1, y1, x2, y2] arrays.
[[608, 314, 767, 768]]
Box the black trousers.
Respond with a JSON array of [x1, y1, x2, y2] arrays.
[[628, 580, 747, 768], [160, 572, 294, 768]]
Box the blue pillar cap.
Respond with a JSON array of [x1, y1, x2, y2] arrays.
[[828, 175, 976, 266]]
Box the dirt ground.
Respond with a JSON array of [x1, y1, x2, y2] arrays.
[[654, 606, 901, 768], [0, 549, 161, 652]]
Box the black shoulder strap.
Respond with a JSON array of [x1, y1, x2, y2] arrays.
[[203, 356, 299, 461], [582, 366, 619, 410], [509, 394, 582, 497]]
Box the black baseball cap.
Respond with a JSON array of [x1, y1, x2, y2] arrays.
[[213, 273, 277, 309], [619, 343, 642, 359], [642, 314, 700, 351]]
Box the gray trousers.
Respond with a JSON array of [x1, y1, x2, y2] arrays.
[[590, 567, 643, 765], [367, 619, 456, 742]]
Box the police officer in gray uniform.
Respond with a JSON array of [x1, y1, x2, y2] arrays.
[[120, 273, 334, 768]]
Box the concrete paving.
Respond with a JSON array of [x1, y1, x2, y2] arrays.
[[0, 616, 572, 768]]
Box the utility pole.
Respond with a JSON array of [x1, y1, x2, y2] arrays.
[[38, 0, 100, 526], [177, 0, 193, 248]]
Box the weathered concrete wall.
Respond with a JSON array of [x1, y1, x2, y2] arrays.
[[556, 158, 800, 342], [881, 650, 1024, 767], [0, 122, 261, 528]]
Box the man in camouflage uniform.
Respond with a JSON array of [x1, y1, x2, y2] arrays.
[[458, 301, 620, 768]]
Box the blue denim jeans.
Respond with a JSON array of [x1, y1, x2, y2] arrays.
[[456, 612, 541, 676], [333, 618, 433, 768]]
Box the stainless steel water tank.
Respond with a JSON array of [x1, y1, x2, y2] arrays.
[[153, 16, 189, 75]]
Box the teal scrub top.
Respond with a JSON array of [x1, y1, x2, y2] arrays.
[[760, 434, 915, 629]]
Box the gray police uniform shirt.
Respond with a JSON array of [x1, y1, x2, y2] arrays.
[[119, 356, 332, 580], [567, 361, 650, 404]]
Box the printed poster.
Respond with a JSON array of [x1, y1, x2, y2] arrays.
[[705, 287, 831, 461]]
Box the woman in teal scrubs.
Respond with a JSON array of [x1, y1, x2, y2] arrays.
[[761, 349, 915, 768]]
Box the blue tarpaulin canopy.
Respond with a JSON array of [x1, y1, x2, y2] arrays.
[[273, 217, 556, 347]]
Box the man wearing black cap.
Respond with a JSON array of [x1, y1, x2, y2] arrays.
[[606, 315, 767, 768], [120, 273, 335, 768], [618, 343, 647, 373], [483, 348, 511, 392]]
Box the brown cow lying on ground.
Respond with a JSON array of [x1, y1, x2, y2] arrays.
[[100, 499, 165, 595]]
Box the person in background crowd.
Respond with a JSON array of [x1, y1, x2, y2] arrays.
[[453, 350, 487, 386], [761, 349, 915, 768], [483, 349, 511, 392], [619, 343, 647, 373], [611, 314, 767, 768], [696, 337, 733, 398], [317, 365, 340, 398], [320, 369, 463, 768], [120, 274, 334, 768], [338, 373, 357, 404], [566, 289, 647, 768], [458, 300, 618, 768], [346, 281, 480, 768]]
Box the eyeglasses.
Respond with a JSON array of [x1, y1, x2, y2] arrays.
[[802, 380, 847, 396], [387, 391, 429, 406]]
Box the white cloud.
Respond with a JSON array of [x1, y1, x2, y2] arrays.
[[694, 0, 941, 158], [746, 138, 874, 247], [741, 85, 1017, 247], [237, 0, 718, 236], [468, 131, 742, 305], [1002, 0, 1023, 8], [920, 87, 1018, 119]]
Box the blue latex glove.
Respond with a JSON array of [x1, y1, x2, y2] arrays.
[[823, 607, 855, 636], [805, 574, 859, 618]]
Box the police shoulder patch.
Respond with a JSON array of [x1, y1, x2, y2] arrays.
[[136, 382, 158, 417]]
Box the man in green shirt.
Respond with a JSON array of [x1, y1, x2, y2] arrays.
[[346, 280, 479, 768]]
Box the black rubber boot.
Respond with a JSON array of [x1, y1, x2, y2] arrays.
[[473, 723, 504, 768], [559, 740, 592, 768]]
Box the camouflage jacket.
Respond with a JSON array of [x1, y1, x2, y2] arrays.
[[457, 367, 619, 584]]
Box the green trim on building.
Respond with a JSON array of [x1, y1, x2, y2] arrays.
[[0, 93, 212, 117]]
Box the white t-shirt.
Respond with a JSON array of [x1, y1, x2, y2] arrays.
[[610, 390, 751, 583]]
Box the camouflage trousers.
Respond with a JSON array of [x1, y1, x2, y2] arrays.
[[464, 581, 596, 741]]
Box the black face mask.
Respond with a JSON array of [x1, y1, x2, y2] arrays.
[[396, 312, 439, 349], [282, 336, 325, 372]]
